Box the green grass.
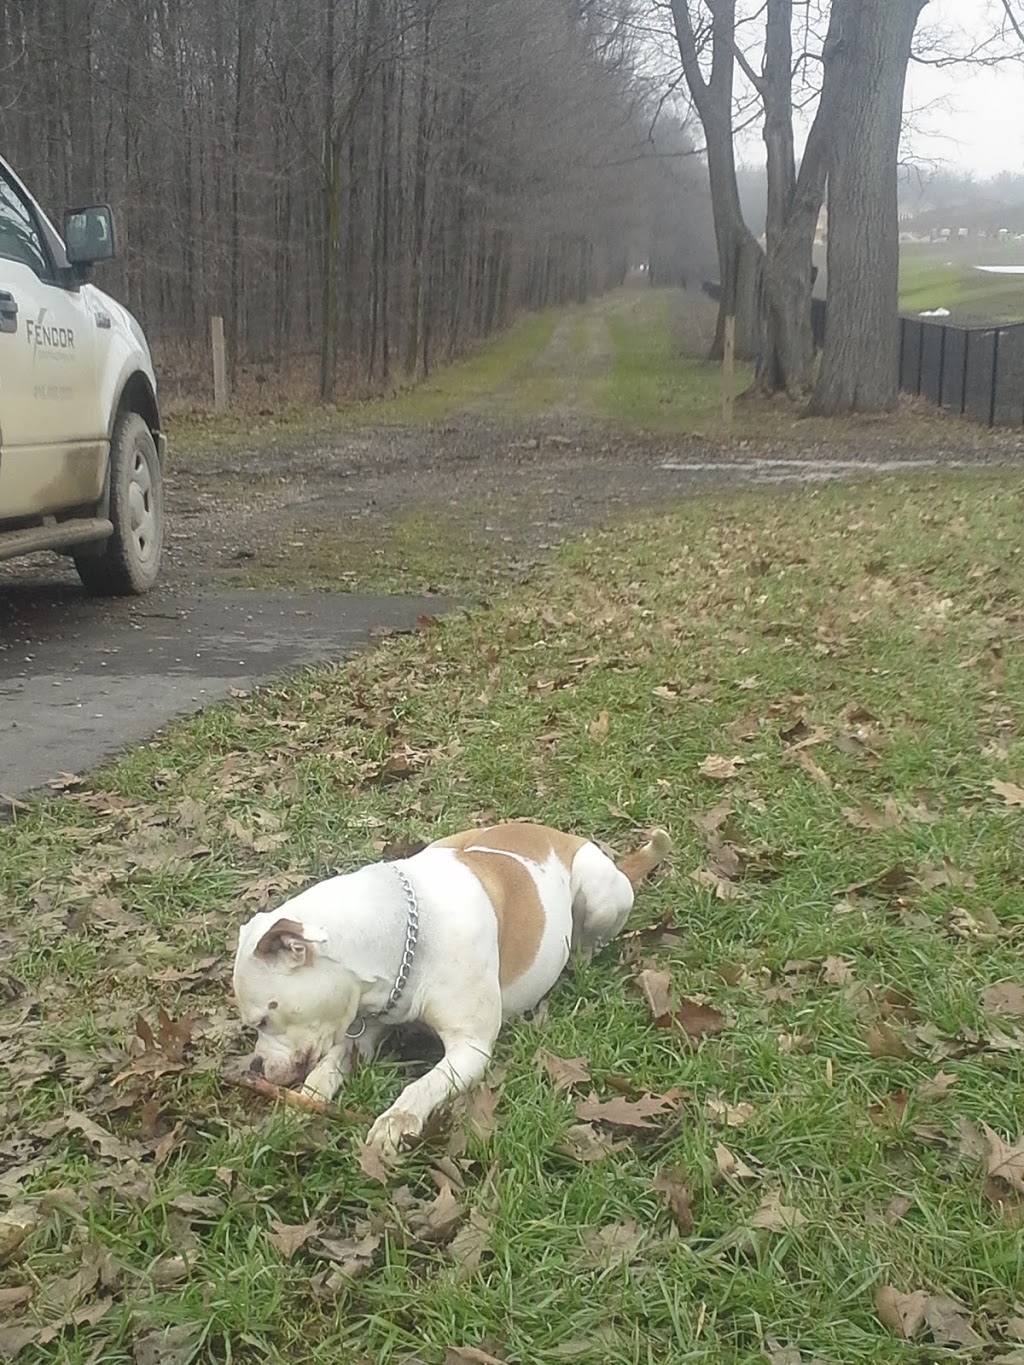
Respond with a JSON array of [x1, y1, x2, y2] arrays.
[[899, 242, 1024, 324], [168, 310, 561, 453], [5, 474, 1024, 1363], [593, 290, 754, 433], [244, 502, 542, 597], [379, 310, 561, 424]]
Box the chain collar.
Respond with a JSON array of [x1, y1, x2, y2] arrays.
[[346, 863, 419, 1038]]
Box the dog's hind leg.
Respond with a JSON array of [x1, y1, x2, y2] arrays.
[[365, 992, 501, 1158]]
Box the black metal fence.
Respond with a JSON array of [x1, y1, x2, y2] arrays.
[[899, 316, 1024, 429]]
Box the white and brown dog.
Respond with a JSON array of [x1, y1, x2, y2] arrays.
[[232, 822, 671, 1156]]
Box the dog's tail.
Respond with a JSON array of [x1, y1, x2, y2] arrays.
[[617, 828, 672, 889]]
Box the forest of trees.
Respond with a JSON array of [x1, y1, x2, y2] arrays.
[[0, 0, 715, 399]]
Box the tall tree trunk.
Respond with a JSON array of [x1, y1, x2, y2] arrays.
[[809, 0, 928, 414], [405, 6, 433, 377], [670, 0, 762, 359], [319, 0, 341, 402], [757, 0, 840, 398]]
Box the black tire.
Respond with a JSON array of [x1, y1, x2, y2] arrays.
[[74, 410, 164, 595]]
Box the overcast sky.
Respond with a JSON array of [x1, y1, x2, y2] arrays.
[[903, 0, 1024, 177], [726, 0, 1024, 179]]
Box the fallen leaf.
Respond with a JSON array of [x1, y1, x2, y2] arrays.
[[821, 955, 854, 985], [151, 1255, 191, 1287], [588, 711, 610, 742], [637, 967, 674, 1019], [918, 858, 974, 891], [885, 1195, 913, 1223], [653, 1166, 694, 1233], [749, 1191, 806, 1232], [982, 983, 1024, 1018], [445, 1347, 506, 1365], [915, 1070, 957, 1100], [460, 1085, 499, 1140], [534, 1049, 591, 1092], [447, 1207, 493, 1279], [842, 798, 903, 830], [581, 1218, 644, 1266], [575, 1091, 680, 1130], [690, 865, 742, 900], [841, 865, 914, 900], [64, 1111, 142, 1162], [948, 903, 1004, 939], [267, 1217, 320, 1259], [875, 1287, 928, 1339], [699, 754, 745, 781], [788, 749, 832, 787], [0, 1207, 38, 1265], [923, 1295, 984, 1347], [867, 1021, 915, 1060], [313, 1230, 381, 1278], [0, 1297, 115, 1360], [406, 1181, 464, 1246], [984, 1125, 1024, 1195], [357, 1141, 391, 1185], [133, 1321, 205, 1365], [991, 779, 1024, 807], [714, 1143, 759, 1180], [674, 998, 727, 1040], [555, 1123, 629, 1162], [705, 1096, 755, 1127], [692, 801, 733, 837], [0, 1286, 32, 1311], [985, 1176, 1024, 1226], [957, 1117, 989, 1160]]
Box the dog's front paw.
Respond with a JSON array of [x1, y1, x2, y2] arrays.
[[300, 1061, 343, 1103], [366, 1108, 422, 1159]]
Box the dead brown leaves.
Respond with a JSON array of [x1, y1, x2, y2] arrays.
[[534, 1048, 591, 1092], [575, 1091, 681, 1130], [652, 1165, 694, 1233], [875, 1287, 983, 1347], [698, 754, 746, 781], [635, 966, 727, 1041], [113, 1008, 194, 1086]]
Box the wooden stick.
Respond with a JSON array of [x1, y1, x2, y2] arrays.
[[722, 314, 736, 426], [225, 1072, 365, 1122], [211, 314, 228, 412]]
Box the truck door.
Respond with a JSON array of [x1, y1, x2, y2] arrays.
[[0, 166, 103, 519]]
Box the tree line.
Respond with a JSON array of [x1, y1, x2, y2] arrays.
[[660, 0, 1024, 414], [0, 0, 710, 399]]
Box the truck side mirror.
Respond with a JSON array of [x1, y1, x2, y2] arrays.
[[64, 205, 117, 267]]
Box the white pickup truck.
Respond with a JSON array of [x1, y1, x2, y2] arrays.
[[0, 155, 165, 593]]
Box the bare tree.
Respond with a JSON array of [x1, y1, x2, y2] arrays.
[[808, 0, 928, 414], [0, 0, 698, 401]]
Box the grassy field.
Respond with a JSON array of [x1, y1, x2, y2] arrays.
[[899, 242, 1024, 325], [3, 471, 1024, 1363]]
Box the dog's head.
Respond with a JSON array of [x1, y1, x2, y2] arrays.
[[232, 912, 360, 1086]]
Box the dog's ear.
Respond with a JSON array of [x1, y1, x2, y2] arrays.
[[254, 917, 325, 967]]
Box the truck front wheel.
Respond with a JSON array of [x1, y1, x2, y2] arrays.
[[74, 410, 164, 595]]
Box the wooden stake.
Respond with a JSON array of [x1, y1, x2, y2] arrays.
[[722, 314, 736, 426], [211, 315, 228, 411]]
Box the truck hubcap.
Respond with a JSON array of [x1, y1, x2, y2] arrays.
[[128, 447, 156, 562]]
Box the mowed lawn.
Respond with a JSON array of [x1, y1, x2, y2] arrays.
[[899, 243, 1024, 326], [3, 472, 1024, 1363]]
